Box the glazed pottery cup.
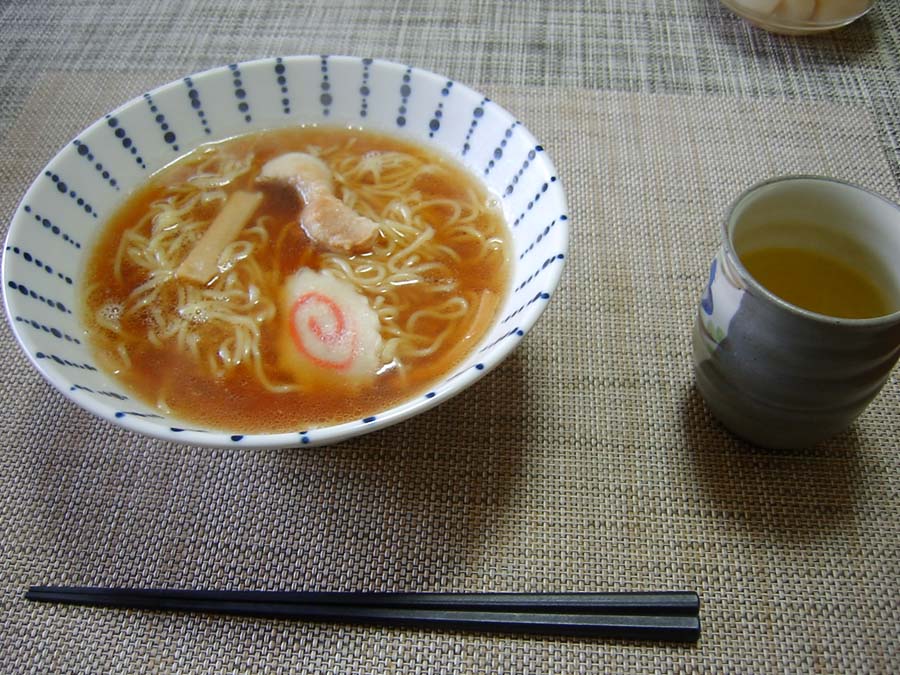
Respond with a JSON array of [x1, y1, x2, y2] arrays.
[[693, 176, 900, 449]]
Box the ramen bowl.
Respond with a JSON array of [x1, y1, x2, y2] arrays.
[[719, 0, 875, 35], [2, 56, 568, 448]]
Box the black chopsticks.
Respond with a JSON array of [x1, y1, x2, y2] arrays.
[[26, 587, 701, 642]]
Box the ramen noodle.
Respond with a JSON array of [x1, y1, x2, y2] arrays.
[[82, 127, 511, 432]]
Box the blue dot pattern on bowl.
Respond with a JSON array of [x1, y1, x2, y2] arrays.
[[74, 139, 121, 190], [396, 67, 412, 127], [144, 93, 179, 152], [274, 57, 291, 115], [319, 56, 332, 116], [184, 76, 211, 135], [105, 115, 146, 169], [7, 279, 72, 314], [228, 64, 252, 123], [2, 55, 568, 449], [462, 100, 487, 156], [21, 205, 82, 248], [114, 410, 165, 420], [43, 171, 98, 219], [484, 121, 520, 176], [71, 383, 128, 400], [427, 81, 452, 138], [359, 58, 373, 117], [15, 316, 79, 344]]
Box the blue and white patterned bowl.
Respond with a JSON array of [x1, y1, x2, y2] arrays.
[[2, 56, 568, 448]]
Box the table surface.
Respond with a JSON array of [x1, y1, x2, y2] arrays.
[[2, 1, 899, 673]]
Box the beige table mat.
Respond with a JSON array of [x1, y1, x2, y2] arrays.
[[1, 74, 898, 672]]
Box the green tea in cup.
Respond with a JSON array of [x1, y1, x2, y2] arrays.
[[737, 229, 894, 320], [693, 176, 900, 449]]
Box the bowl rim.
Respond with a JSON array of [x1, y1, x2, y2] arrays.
[[2, 54, 569, 448]]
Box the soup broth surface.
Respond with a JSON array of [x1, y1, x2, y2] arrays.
[[83, 127, 511, 432]]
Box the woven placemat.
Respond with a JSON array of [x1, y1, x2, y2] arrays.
[[1, 68, 898, 672]]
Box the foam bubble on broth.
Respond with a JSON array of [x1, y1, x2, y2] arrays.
[[81, 127, 512, 433]]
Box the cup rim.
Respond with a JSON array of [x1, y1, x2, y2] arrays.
[[721, 174, 900, 327]]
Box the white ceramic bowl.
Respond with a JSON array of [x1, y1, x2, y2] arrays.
[[719, 0, 875, 35], [2, 56, 568, 448]]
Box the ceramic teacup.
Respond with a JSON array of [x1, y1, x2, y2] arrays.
[[693, 176, 900, 449]]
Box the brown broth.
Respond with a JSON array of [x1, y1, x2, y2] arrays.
[[83, 127, 511, 432]]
